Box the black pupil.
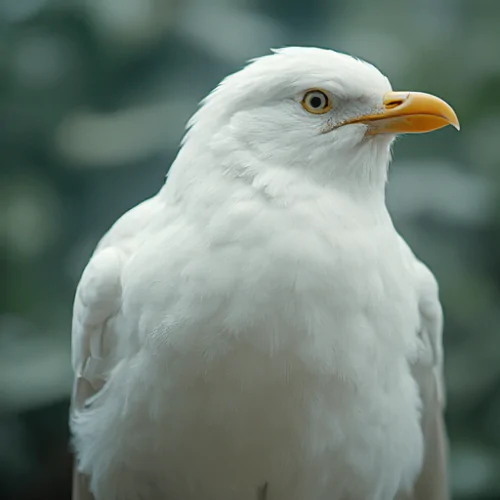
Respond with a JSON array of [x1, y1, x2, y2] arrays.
[[310, 95, 323, 108]]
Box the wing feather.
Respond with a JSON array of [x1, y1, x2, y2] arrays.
[[70, 197, 159, 500], [397, 248, 449, 500], [70, 247, 123, 500]]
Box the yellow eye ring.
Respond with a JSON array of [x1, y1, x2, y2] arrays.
[[301, 89, 332, 114]]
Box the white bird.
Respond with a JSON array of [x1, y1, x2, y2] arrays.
[[71, 47, 459, 500]]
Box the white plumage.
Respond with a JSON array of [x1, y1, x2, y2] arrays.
[[71, 47, 458, 500]]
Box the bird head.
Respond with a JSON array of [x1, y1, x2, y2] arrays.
[[176, 47, 459, 194]]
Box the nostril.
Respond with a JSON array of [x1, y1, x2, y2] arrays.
[[385, 99, 404, 109]]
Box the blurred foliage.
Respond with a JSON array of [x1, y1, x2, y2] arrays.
[[1, 0, 500, 499]]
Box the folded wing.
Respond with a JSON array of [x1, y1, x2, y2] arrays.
[[397, 242, 448, 500]]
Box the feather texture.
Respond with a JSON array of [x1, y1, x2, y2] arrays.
[[71, 47, 450, 500]]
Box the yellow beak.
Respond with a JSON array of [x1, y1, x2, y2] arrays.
[[342, 91, 460, 135]]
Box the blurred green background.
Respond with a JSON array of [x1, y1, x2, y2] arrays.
[[1, 0, 499, 499]]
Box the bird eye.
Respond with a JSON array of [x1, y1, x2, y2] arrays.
[[301, 89, 331, 114]]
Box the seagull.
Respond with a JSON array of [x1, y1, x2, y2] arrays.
[[71, 47, 459, 500]]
